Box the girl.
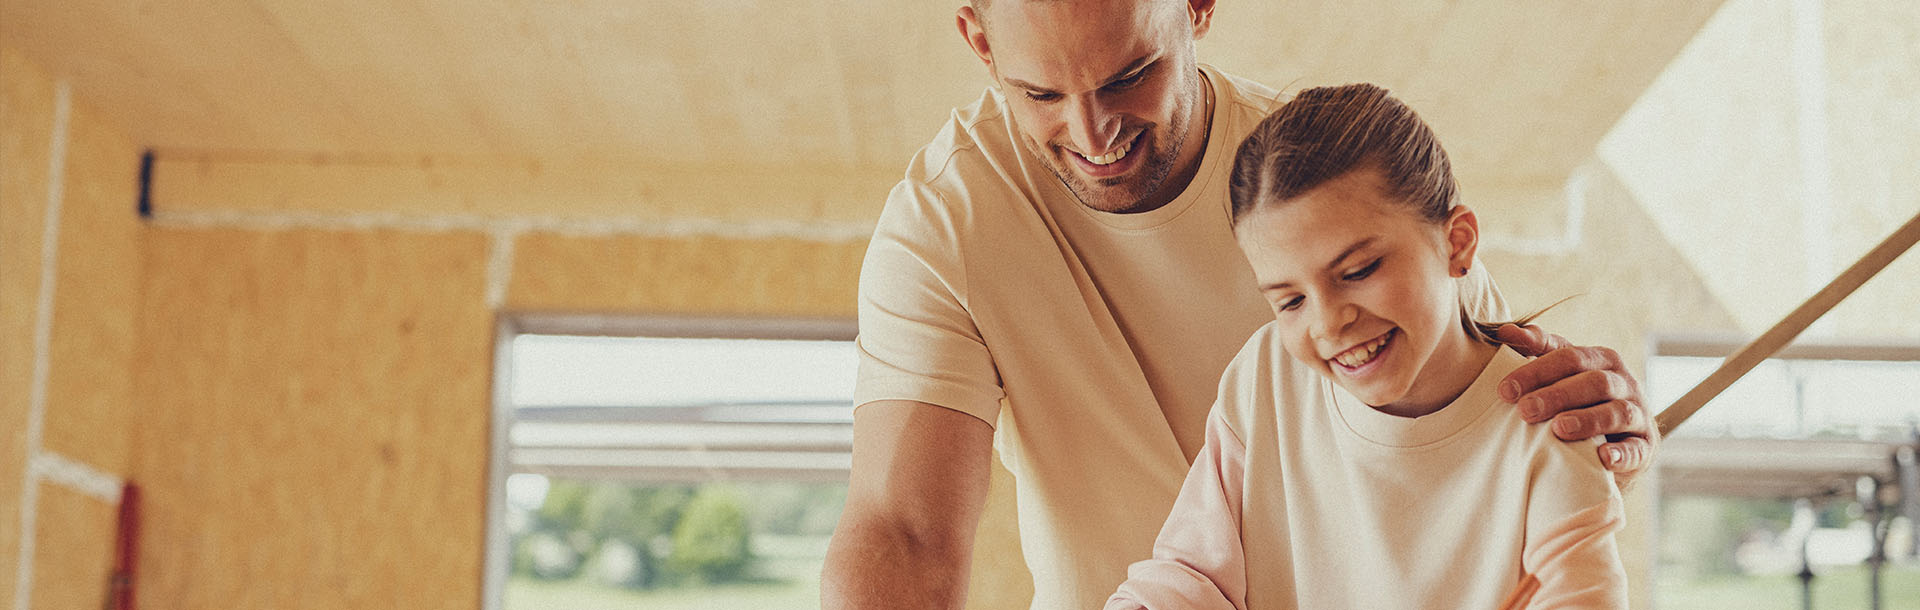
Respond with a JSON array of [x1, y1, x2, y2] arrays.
[[1104, 84, 1627, 609]]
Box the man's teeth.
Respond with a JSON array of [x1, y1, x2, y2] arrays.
[[1080, 139, 1133, 165], [1333, 332, 1392, 368]]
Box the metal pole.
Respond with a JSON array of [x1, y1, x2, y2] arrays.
[[1858, 476, 1888, 610], [1794, 498, 1816, 610]]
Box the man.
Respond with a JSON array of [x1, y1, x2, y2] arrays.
[[822, 1, 1657, 608]]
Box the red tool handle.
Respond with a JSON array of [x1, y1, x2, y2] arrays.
[[106, 483, 138, 610]]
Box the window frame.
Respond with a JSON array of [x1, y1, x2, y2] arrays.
[[482, 313, 858, 610]]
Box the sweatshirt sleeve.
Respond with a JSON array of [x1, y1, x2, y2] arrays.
[[1105, 413, 1251, 610], [1520, 437, 1629, 609]]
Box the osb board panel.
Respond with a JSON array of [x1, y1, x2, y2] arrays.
[[134, 227, 492, 610], [41, 99, 141, 474], [154, 156, 894, 225], [31, 483, 117, 610], [507, 232, 865, 316], [0, 45, 57, 607]]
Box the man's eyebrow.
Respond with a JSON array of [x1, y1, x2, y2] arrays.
[[1258, 237, 1379, 291], [1003, 55, 1155, 95]]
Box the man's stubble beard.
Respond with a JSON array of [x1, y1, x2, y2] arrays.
[[1027, 77, 1197, 215]]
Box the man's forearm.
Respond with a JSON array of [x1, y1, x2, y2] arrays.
[[822, 518, 972, 610]]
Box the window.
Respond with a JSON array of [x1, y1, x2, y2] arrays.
[[485, 316, 857, 610], [1650, 339, 1920, 609]]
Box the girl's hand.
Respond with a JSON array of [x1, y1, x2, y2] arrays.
[[1491, 323, 1658, 489]]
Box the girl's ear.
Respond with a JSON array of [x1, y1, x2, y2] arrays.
[[1444, 205, 1480, 277]]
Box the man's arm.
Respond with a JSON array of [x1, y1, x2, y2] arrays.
[[822, 400, 995, 610], [1492, 324, 1659, 488]]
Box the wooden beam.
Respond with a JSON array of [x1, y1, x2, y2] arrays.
[[1658, 209, 1920, 436], [149, 153, 899, 225]]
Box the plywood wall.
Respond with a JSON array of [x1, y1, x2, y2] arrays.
[[507, 232, 865, 314], [0, 45, 59, 609], [3, 45, 145, 610], [41, 99, 143, 475], [29, 484, 116, 610], [133, 228, 493, 609]]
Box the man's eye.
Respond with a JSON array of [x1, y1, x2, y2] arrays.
[[1106, 71, 1147, 91], [1025, 91, 1061, 103], [1342, 259, 1382, 281], [1277, 296, 1305, 312]]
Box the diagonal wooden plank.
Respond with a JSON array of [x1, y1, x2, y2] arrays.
[[1658, 208, 1920, 436]]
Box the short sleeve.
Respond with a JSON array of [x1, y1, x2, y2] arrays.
[[853, 179, 1005, 426], [1521, 435, 1629, 608]]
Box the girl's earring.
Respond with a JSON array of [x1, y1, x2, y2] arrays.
[[1455, 265, 1469, 277]]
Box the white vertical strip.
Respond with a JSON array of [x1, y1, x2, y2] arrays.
[[480, 318, 518, 610], [1790, 0, 1836, 335], [485, 227, 522, 311], [14, 80, 71, 610]]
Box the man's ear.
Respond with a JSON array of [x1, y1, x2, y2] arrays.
[[1445, 205, 1481, 276], [956, 5, 995, 71], [1189, 0, 1217, 40]]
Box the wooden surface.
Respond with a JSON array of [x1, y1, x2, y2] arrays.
[[1, 1, 1722, 189], [152, 155, 895, 224], [507, 232, 866, 315], [1657, 209, 1920, 436], [0, 45, 59, 608], [30, 484, 116, 610], [133, 228, 492, 610], [41, 99, 141, 474]]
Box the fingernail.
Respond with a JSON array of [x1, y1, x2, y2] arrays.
[[1520, 397, 1542, 420], [1607, 447, 1623, 464], [1554, 419, 1577, 437], [1500, 380, 1520, 402]]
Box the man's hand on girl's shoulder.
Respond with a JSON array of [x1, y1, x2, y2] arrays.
[[1490, 323, 1658, 489]]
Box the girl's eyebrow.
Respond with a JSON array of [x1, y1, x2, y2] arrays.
[[1324, 237, 1379, 272], [1258, 236, 1379, 292]]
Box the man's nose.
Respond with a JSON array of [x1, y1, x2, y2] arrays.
[[1065, 96, 1121, 155]]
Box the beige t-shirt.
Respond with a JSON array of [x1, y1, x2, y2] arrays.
[[855, 65, 1504, 609], [1106, 338, 1627, 609]]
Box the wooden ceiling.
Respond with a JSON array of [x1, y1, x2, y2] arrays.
[[2, 1, 1723, 187]]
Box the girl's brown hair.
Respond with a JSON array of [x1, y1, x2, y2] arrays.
[[1228, 83, 1558, 343]]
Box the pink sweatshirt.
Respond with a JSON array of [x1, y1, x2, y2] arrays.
[[1106, 324, 1627, 609]]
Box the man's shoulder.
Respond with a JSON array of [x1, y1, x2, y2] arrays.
[[1205, 65, 1287, 117], [878, 88, 1042, 240], [902, 88, 1027, 193]]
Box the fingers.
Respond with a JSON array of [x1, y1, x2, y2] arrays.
[[1598, 436, 1655, 489], [1512, 369, 1636, 424], [1545, 399, 1647, 440], [1500, 344, 1630, 404]]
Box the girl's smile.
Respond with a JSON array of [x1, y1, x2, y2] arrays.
[[1329, 327, 1396, 373]]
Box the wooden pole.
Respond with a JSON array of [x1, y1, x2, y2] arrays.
[[1657, 209, 1920, 437]]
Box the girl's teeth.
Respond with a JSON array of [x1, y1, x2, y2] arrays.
[[1333, 332, 1391, 368]]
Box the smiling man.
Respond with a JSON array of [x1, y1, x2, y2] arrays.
[[821, 2, 1659, 609]]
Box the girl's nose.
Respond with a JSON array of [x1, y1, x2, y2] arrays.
[[1312, 301, 1359, 342]]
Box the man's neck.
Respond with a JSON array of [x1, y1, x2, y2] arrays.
[[1132, 68, 1215, 213]]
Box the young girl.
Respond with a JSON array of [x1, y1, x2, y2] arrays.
[[1104, 84, 1627, 609]]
